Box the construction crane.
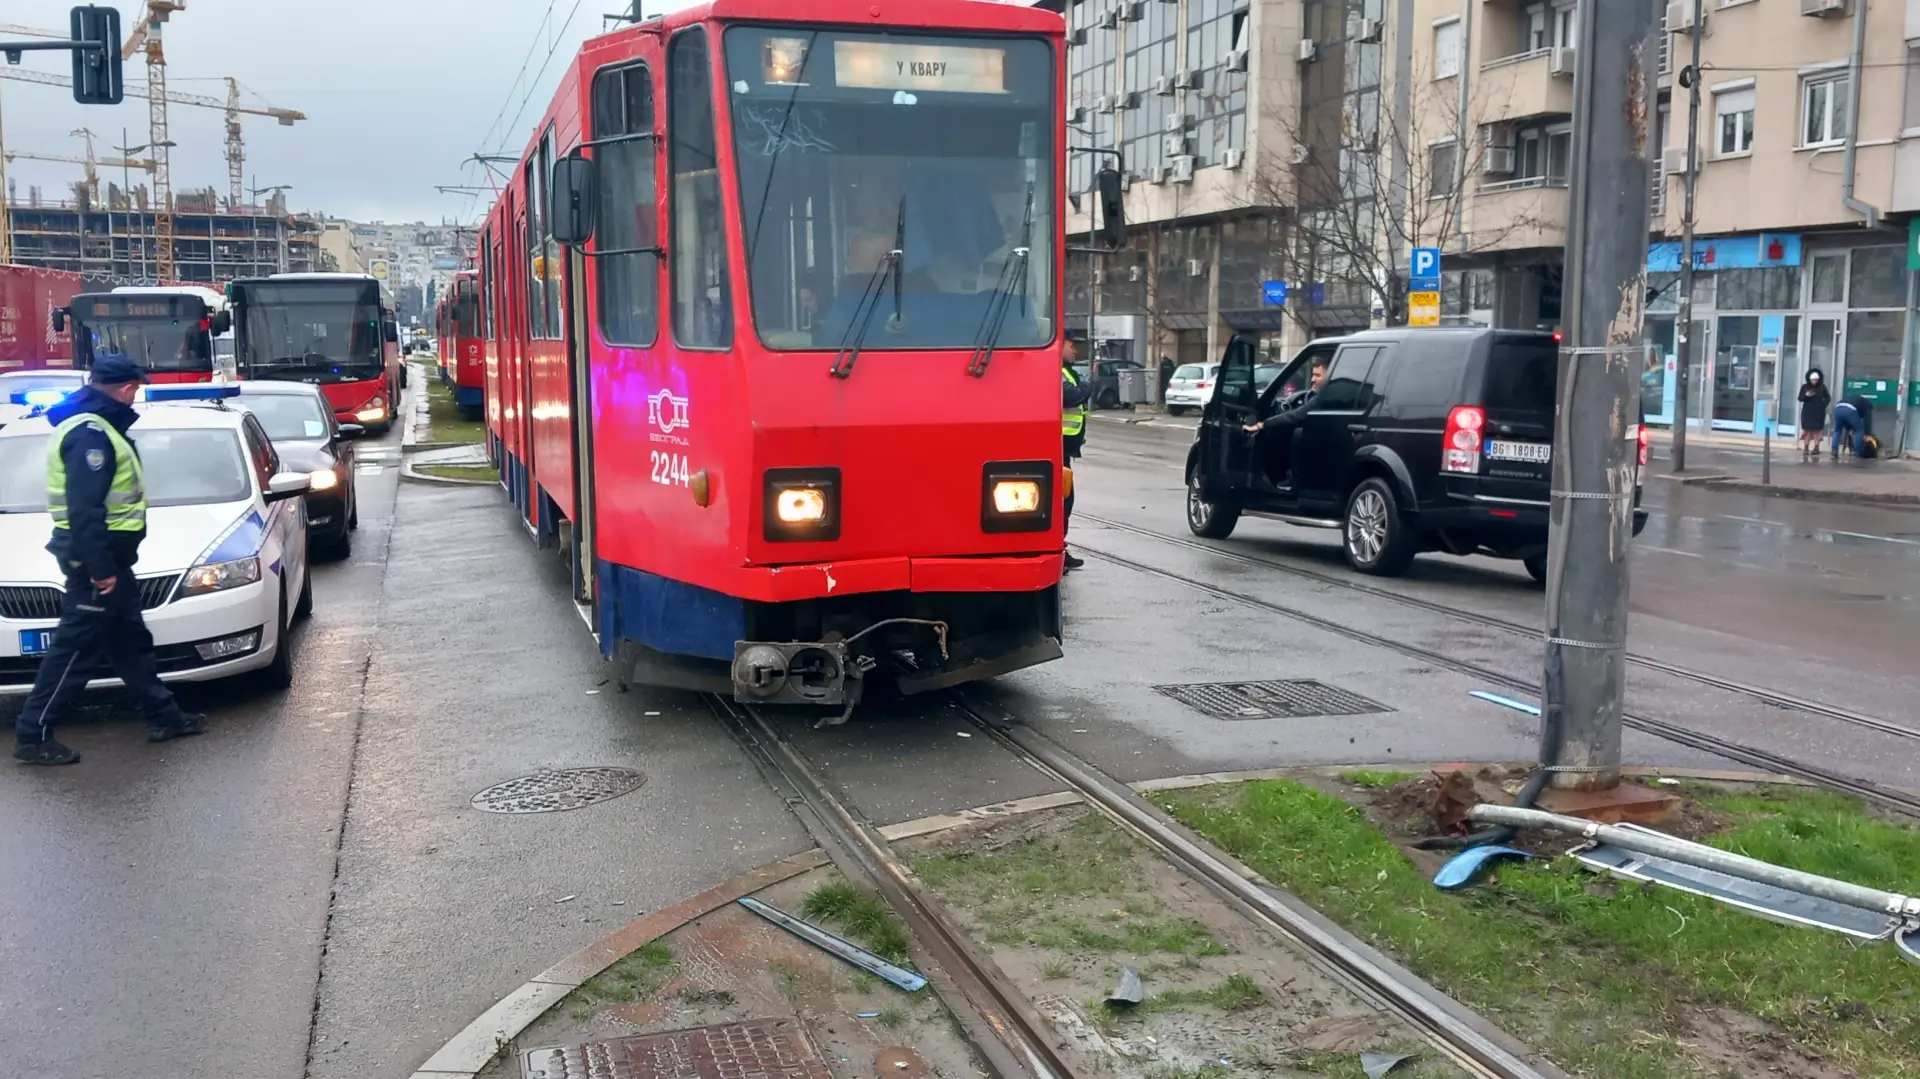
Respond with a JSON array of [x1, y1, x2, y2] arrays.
[[122, 1, 183, 279], [4, 139, 158, 193], [0, 67, 304, 277]]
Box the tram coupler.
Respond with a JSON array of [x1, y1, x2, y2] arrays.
[[731, 640, 865, 711]]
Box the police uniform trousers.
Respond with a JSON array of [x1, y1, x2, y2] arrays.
[[15, 563, 183, 742]]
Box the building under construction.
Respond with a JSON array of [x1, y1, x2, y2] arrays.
[[4, 181, 319, 283]]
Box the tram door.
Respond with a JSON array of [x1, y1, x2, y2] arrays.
[[566, 245, 595, 606]]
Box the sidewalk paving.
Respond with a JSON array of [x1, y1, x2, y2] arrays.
[[1648, 429, 1920, 507]]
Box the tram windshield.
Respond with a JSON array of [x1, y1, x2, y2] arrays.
[[724, 27, 1056, 352], [234, 281, 387, 383]]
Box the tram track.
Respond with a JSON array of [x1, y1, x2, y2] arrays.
[[1079, 512, 1920, 744], [1068, 536, 1920, 818], [707, 690, 1562, 1079]]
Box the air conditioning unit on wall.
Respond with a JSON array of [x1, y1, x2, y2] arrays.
[[1186, 258, 1206, 277], [1227, 48, 1250, 73], [1662, 145, 1695, 174], [1801, 0, 1848, 14], [1663, 1, 1701, 31], [1171, 155, 1196, 183], [1482, 146, 1515, 174], [1298, 39, 1319, 63], [1223, 148, 1246, 169], [1548, 47, 1576, 77]]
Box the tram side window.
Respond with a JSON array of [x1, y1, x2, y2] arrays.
[[669, 29, 732, 349], [539, 128, 562, 337], [525, 164, 546, 339], [591, 61, 658, 346], [479, 229, 494, 339]]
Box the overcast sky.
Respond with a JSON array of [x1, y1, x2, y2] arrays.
[[5, 0, 691, 224]]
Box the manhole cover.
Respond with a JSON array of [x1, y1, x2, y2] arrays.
[[1154, 679, 1392, 720], [522, 1020, 830, 1079], [471, 766, 645, 814]]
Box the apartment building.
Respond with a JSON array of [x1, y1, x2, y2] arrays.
[[1407, 0, 1919, 442]]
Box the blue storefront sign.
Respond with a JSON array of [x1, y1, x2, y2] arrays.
[[1261, 280, 1288, 306], [1646, 232, 1801, 273]]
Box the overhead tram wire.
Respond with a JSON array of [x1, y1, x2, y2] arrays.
[[487, 0, 589, 161], [458, 0, 563, 196]]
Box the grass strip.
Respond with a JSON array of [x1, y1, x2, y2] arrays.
[[1157, 779, 1920, 1079]]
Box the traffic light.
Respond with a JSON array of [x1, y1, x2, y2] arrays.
[[69, 5, 123, 106]]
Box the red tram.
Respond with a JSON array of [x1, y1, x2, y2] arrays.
[[481, 0, 1074, 715], [436, 270, 487, 418]]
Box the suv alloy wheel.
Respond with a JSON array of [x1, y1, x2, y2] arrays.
[[1186, 468, 1241, 539], [1343, 478, 1416, 576]]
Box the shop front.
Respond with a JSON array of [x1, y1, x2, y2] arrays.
[[1640, 234, 1912, 441]]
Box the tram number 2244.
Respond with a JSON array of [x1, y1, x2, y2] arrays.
[[651, 451, 691, 488]]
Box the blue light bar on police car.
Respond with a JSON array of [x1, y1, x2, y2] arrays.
[[144, 384, 242, 402], [9, 390, 72, 407]]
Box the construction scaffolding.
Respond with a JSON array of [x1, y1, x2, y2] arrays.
[[4, 184, 319, 283]]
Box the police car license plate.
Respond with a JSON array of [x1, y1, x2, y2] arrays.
[[19, 630, 53, 656], [1486, 440, 1551, 463]]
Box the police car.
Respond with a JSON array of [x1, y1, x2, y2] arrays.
[[0, 371, 87, 431], [0, 384, 314, 694]]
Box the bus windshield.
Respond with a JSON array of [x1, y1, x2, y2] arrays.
[[723, 27, 1056, 352], [76, 317, 212, 374], [235, 282, 386, 383]]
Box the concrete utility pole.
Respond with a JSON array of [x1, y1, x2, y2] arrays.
[[1671, 0, 1703, 472], [1541, 0, 1660, 791]]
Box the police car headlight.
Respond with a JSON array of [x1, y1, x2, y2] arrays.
[[981, 461, 1052, 533], [308, 468, 340, 491], [181, 556, 261, 596]]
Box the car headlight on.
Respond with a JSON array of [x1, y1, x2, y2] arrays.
[[308, 468, 340, 492], [180, 556, 261, 596], [991, 479, 1042, 515], [764, 467, 840, 542], [981, 461, 1052, 533]]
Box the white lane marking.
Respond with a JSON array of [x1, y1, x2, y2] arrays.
[[1828, 530, 1920, 547], [1638, 545, 1705, 559]]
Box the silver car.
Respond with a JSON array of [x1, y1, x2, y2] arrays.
[[1163, 363, 1219, 415]]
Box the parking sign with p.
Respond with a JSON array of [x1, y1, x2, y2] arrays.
[[1410, 247, 1441, 293]]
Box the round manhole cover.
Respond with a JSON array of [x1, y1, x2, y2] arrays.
[[471, 767, 646, 814]]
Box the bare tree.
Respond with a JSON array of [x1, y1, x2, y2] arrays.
[[1241, 62, 1551, 329]]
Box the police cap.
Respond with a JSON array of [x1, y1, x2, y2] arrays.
[[90, 355, 152, 386]]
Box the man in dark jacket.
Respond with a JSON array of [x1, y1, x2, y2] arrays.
[[14, 357, 203, 766], [1062, 340, 1093, 571]]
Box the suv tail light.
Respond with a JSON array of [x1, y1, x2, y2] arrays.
[[1635, 423, 1650, 467], [1443, 406, 1484, 474]]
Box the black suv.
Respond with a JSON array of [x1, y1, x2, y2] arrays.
[[1184, 328, 1649, 580]]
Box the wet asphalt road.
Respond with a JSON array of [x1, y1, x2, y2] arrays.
[[2, 408, 1916, 1078]]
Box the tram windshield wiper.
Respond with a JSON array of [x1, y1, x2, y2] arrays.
[[831, 197, 907, 380], [968, 183, 1035, 378]]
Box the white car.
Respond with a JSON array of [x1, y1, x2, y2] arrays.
[[0, 371, 87, 431], [0, 385, 314, 695], [1164, 362, 1221, 415]]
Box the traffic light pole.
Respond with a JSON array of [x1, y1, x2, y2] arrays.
[[1671, 0, 1704, 472], [1540, 0, 1660, 791]]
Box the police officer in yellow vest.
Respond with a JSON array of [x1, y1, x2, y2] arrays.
[[14, 356, 204, 766], [1061, 339, 1093, 572]]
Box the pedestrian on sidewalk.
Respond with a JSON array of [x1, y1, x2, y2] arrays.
[[1157, 355, 1175, 404], [1796, 368, 1830, 460], [1831, 392, 1873, 459]]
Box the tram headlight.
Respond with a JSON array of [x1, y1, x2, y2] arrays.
[[981, 461, 1053, 534], [991, 480, 1042, 515], [764, 467, 841, 542]]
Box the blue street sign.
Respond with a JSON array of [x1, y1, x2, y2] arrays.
[[1306, 282, 1326, 306], [1261, 280, 1288, 306], [1410, 246, 1442, 293]]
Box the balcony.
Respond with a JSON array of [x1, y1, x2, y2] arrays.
[[1468, 178, 1568, 253], [1476, 48, 1574, 124]]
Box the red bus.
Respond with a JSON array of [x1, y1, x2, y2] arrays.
[[57, 285, 232, 385], [228, 273, 405, 435], [481, 0, 1071, 715], [436, 270, 486, 418]]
